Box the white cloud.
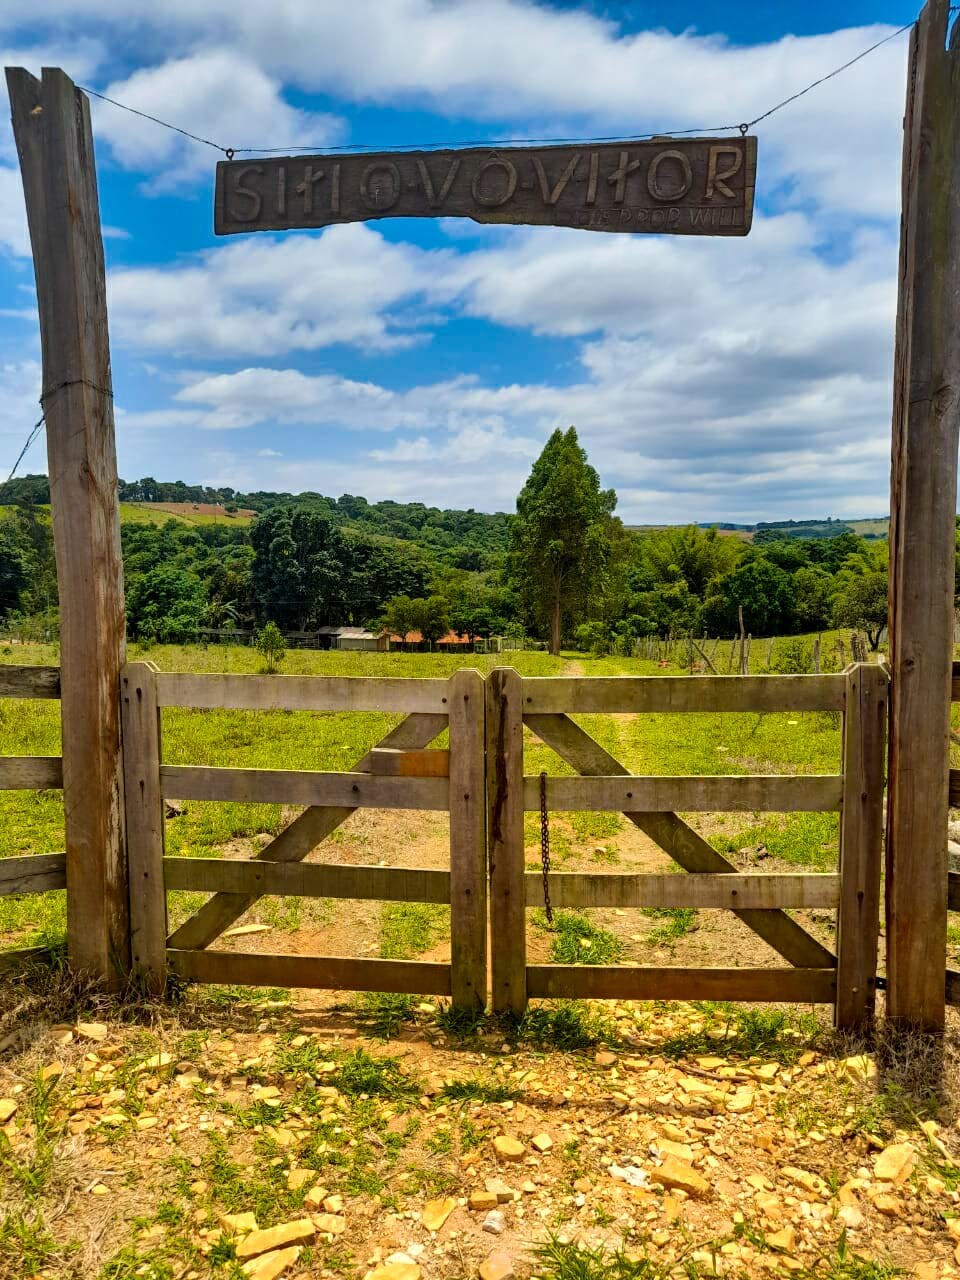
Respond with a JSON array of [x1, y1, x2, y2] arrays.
[[0, 5, 910, 216], [108, 224, 447, 356], [95, 52, 343, 190]]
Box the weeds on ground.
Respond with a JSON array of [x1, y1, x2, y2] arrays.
[[352, 991, 417, 1039], [435, 1001, 486, 1040], [658, 1002, 822, 1064], [532, 1235, 680, 1278], [379, 902, 447, 959], [517, 1000, 616, 1051], [0, 1210, 68, 1276], [535, 909, 623, 965], [330, 1048, 418, 1099], [642, 906, 697, 947], [441, 1077, 521, 1104]]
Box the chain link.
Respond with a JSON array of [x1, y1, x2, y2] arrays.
[[539, 770, 553, 924]]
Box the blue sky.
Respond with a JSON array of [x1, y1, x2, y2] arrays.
[[0, 1, 922, 522]]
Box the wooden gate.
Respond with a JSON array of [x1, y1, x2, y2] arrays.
[[486, 663, 887, 1029], [121, 663, 487, 1009]]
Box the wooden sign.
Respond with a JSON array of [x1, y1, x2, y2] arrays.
[[215, 137, 756, 238]]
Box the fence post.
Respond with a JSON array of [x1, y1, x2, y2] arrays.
[[7, 67, 130, 984], [487, 667, 526, 1015], [448, 668, 487, 1011], [836, 663, 888, 1028], [121, 661, 166, 993]]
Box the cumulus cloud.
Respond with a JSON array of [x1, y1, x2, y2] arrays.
[[95, 52, 343, 190], [0, 4, 910, 216], [108, 224, 447, 356]]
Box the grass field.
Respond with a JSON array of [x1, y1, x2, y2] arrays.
[[0, 638, 856, 957]]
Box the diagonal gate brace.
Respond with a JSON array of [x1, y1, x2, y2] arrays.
[[525, 712, 836, 970]]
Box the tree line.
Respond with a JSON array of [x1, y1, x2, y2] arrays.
[[0, 431, 914, 653]]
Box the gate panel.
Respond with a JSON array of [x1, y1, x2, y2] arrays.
[[122, 663, 487, 1008]]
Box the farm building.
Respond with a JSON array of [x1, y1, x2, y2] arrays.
[[316, 626, 388, 651]]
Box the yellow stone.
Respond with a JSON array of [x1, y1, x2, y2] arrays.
[[842, 1054, 877, 1083], [782, 1166, 827, 1197], [220, 1211, 258, 1235], [241, 1246, 302, 1280], [655, 1138, 694, 1164], [650, 1154, 710, 1198], [76, 1022, 108, 1042], [0, 1099, 18, 1123], [421, 1197, 456, 1232], [531, 1133, 553, 1153], [303, 1186, 329, 1209], [479, 1252, 515, 1280], [493, 1135, 525, 1162], [322, 1194, 344, 1213], [236, 1219, 316, 1260], [726, 1088, 755, 1113], [874, 1192, 900, 1217], [365, 1264, 421, 1280], [767, 1227, 796, 1254], [873, 1143, 916, 1183], [469, 1190, 499, 1211], [313, 1213, 346, 1236], [286, 1168, 315, 1191]]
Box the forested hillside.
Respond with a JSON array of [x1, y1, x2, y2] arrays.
[[0, 450, 911, 652]]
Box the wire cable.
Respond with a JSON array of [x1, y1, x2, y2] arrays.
[[78, 16, 918, 159], [7, 415, 45, 484]]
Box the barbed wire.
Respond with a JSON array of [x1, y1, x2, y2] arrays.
[[79, 17, 916, 160], [7, 415, 45, 483]]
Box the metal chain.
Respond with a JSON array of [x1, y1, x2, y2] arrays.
[[539, 770, 553, 924]]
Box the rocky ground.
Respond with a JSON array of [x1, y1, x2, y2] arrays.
[[1, 977, 958, 1280]]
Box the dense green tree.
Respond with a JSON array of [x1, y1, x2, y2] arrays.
[[702, 558, 797, 637], [792, 565, 834, 631], [413, 595, 450, 649], [832, 569, 888, 649], [381, 595, 418, 647], [511, 427, 617, 654], [250, 506, 349, 629], [0, 523, 31, 618], [126, 566, 206, 642]]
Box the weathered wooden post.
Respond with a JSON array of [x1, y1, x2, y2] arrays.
[[486, 667, 526, 1014], [886, 0, 960, 1030], [447, 667, 487, 1010], [6, 68, 130, 985]]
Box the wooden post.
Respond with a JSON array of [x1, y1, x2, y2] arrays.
[[121, 662, 166, 992], [7, 67, 129, 984], [886, 0, 960, 1030], [448, 668, 487, 1010], [486, 667, 526, 1014], [836, 663, 888, 1028]]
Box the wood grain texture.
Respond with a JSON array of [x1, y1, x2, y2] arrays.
[[526, 965, 837, 1003], [6, 68, 129, 985], [166, 712, 447, 950], [525, 713, 836, 969], [167, 949, 451, 995], [160, 765, 448, 809], [368, 748, 450, 777], [0, 853, 66, 896], [949, 871, 960, 911], [487, 668, 526, 1014], [520, 673, 844, 715], [525, 773, 841, 813], [447, 668, 487, 1010], [0, 757, 62, 789], [215, 137, 757, 238], [164, 857, 451, 903], [121, 663, 166, 992], [522, 871, 840, 910], [0, 666, 61, 699], [886, 0, 960, 1029], [947, 968, 960, 1006], [835, 664, 887, 1028], [157, 672, 449, 713]]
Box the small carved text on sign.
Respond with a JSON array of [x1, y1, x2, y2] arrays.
[[215, 137, 757, 238]]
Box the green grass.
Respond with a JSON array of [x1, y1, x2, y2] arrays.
[[536, 909, 623, 965], [642, 906, 698, 946], [379, 902, 447, 960], [658, 1002, 822, 1064], [517, 1001, 615, 1050]]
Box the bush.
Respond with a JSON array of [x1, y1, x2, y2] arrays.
[[256, 621, 286, 673]]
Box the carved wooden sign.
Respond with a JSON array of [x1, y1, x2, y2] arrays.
[[215, 137, 756, 238]]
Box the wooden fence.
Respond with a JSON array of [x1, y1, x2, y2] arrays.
[[121, 662, 487, 1008], [0, 665, 64, 972], [945, 660, 960, 1007], [487, 663, 887, 1028], [0, 661, 889, 1027]]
